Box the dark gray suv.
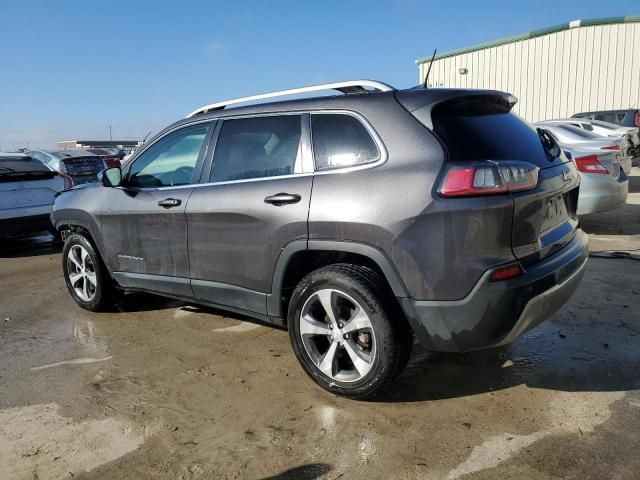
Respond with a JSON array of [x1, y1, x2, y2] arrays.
[[52, 80, 588, 399]]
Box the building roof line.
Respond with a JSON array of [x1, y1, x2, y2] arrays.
[[415, 15, 640, 64]]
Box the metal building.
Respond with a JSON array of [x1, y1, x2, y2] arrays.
[[416, 16, 640, 122]]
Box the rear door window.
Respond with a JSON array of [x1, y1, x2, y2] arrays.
[[210, 115, 302, 182], [311, 114, 380, 170]]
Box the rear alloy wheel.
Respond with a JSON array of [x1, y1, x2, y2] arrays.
[[288, 264, 412, 399], [299, 288, 377, 383], [62, 233, 120, 311]]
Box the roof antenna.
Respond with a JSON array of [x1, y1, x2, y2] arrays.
[[422, 49, 437, 88]]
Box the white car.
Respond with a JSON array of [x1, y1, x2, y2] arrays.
[[535, 123, 632, 175], [559, 145, 628, 215], [541, 118, 639, 157], [0, 153, 72, 239]]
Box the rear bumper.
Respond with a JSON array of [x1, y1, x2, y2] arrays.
[[620, 157, 632, 175], [577, 172, 628, 215], [0, 213, 54, 238], [0, 203, 53, 221], [399, 230, 588, 352]]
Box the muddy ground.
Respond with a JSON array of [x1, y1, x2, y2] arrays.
[[1, 168, 639, 480]]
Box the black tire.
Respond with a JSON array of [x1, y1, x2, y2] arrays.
[[62, 233, 121, 311], [288, 263, 413, 399]]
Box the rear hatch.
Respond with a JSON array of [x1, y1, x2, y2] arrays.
[[0, 158, 63, 210], [61, 156, 105, 184], [408, 93, 580, 267]]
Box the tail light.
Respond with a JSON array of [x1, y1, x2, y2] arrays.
[[439, 161, 539, 197], [634, 111, 639, 127], [575, 155, 608, 174], [490, 264, 523, 282], [601, 145, 619, 151], [56, 172, 74, 190]]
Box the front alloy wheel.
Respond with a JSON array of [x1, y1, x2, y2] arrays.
[[66, 244, 97, 302], [62, 233, 121, 311]]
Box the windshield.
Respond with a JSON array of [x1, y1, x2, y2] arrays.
[[556, 124, 600, 139], [0, 157, 55, 179], [590, 120, 623, 130], [540, 124, 602, 142]]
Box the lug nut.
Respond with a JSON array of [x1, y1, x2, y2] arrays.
[[344, 333, 350, 339], [338, 322, 344, 328]]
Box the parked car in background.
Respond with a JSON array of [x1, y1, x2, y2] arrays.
[[85, 148, 122, 168], [121, 148, 137, 165], [28, 150, 107, 185], [52, 81, 588, 399], [541, 119, 639, 158], [0, 153, 70, 239], [572, 108, 640, 128], [535, 122, 631, 174], [559, 145, 628, 215]]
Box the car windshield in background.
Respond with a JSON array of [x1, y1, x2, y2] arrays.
[[589, 120, 625, 130], [557, 124, 601, 139], [49, 150, 98, 159]]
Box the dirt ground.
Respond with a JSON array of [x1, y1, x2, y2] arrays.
[[1, 168, 639, 480]]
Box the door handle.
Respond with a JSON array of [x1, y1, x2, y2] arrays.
[[264, 193, 301, 206], [157, 198, 182, 208]]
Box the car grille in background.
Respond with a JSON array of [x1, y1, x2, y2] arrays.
[[62, 157, 103, 183]]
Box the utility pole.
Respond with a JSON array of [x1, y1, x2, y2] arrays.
[[109, 125, 113, 147]]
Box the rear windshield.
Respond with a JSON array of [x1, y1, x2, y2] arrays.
[[433, 100, 560, 165], [0, 157, 56, 181]]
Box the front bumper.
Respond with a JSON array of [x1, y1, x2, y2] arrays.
[[399, 230, 588, 352]]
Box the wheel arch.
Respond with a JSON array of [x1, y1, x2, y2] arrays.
[[268, 240, 410, 322], [54, 213, 110, 272]]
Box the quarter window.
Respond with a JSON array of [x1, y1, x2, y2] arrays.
[[311, 114, 379, 170], [210, 115, 302, 182], [128, 123, 210, 188]]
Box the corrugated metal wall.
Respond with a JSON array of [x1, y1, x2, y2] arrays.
[[418, 22, 640, 122]]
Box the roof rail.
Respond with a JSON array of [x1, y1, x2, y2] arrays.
[[186, 80, 395, 118]]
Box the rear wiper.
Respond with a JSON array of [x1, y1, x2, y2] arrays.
[[0, 167, 16, 173]]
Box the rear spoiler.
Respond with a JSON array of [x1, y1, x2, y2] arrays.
[[395, 88, 517, 129]]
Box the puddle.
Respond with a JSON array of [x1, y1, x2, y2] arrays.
[[448, 431, 548, 479], [447, 390, 625, 478], [212, 321, 262, 333], [31, 356, 113, 371]]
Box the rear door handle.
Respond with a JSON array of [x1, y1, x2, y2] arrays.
[[264, 193, 301, 206], [157, 198, 182, 208]]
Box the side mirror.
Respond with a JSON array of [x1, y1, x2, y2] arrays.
[[100, 167, 122, 187]]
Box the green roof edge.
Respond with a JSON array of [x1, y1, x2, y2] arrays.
[[415, 15, 640, 64]]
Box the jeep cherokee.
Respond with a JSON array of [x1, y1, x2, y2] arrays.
[[52, 80, 588, 399]]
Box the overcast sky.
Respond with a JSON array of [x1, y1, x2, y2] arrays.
[[0, 0, 637, 150]]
